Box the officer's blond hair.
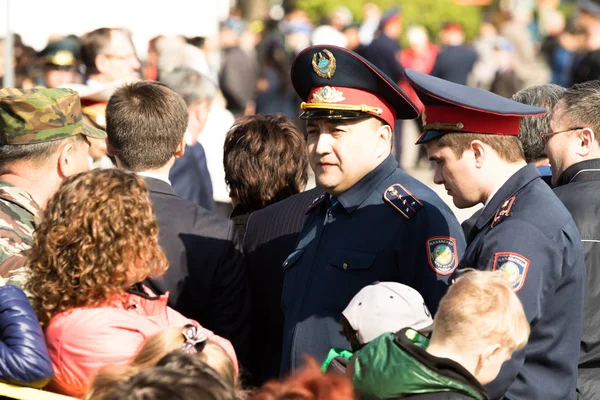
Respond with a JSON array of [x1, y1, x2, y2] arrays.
[[430, 270, 530, 354]]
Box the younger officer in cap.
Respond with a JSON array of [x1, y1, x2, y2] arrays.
[[406, 69, 585, 400], [0, 88, 105, 289], [280, 45, 465, 376]]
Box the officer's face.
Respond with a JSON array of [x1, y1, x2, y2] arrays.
[[426, 140, 480, 208], [306, 118, 391, 196]]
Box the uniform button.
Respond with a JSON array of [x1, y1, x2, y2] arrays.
[[343, 263, 348, 270]]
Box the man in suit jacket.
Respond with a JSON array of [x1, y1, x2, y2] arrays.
[[105, 80, 250, 367], [243, 186, 323, 385]]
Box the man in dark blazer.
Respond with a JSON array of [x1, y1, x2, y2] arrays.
[[243, 186, 322, 385], [105, 80, 250, 368]]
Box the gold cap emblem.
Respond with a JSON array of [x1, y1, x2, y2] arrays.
[[310, 86, 345, 103], [312, 49, 336, 79]]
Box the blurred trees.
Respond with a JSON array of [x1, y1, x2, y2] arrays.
[[294, 0, 483, 42]]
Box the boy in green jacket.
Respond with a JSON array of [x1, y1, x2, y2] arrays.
[[352, 270, 530, 399]]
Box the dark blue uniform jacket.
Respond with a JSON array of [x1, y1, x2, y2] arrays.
[[280, 155, 465, 375], [460, 164, 585, 400], [366, 35, 404, 82]]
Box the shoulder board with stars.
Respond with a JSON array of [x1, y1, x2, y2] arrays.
[[304, 194, 327, 215], [490, 196, 516, 229], [383, 184, 423, 219]]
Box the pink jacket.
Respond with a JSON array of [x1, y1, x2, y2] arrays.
[[45, 288, 237, 397]]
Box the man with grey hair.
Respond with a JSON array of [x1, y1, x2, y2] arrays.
[[544, 80, 600, 398], [513, 83, 566, 186], [161, 66, 217, 211]]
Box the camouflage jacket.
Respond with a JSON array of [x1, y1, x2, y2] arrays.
[[0, 180, 41, 290]]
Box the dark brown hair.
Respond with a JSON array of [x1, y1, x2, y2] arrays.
[[26, 169, 168, 327], [251, 357, 355, 400], [224, 114, 308, 211], [437, 132, 524, 163], [106, 80, 188, 171]]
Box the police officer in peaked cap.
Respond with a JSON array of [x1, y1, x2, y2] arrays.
[[406, 69, 585, 400], [279, 45, 466, 376]]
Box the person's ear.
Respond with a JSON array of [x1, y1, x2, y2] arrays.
[[578, 128, 596, 157], [376, 123, 393, 157], [106, 139, 116, 156], [470, 140, 487, 168], [57, 139, 87, 178], [174, 137, 186, 159]]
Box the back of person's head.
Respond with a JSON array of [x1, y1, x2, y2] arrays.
[[87, 329, 243, 400], [0, 87, 104, 173], [157, 42, 210, 79], [512, 84, 566, 163], [26, 169, 168, 327], [224, 114, 308, 211], [431, 270, 530, 355], [251, 358, 354, 400], [99, 367, 235, 400], [135, 326, 238, 388], [106, 80, 188, 171], [160, 66, 217, 106], [341, 282, 433, 351]]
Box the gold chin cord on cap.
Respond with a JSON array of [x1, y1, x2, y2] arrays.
[[301, 102, 383, 115], [422, 122, 465, 131]]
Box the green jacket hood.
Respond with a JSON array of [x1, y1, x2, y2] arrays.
[[352, 328, 488, 400]]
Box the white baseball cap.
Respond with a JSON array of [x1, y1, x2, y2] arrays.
[[342, 281, 433, 344]]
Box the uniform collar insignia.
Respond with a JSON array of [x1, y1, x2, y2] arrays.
[[490, 196, 515, 229], [304, 193, 327, 215]]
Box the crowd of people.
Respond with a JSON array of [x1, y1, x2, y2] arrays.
[[0, 0, 600, 399]]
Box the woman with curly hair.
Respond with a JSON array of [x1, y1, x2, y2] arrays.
[[25, 169, 237, 397]]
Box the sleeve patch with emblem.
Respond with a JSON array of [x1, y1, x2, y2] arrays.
[[383, 184, 423, 219], [492, 252, 530, 292], [426, 236, 458, 276], [490, 196, 515, 228]]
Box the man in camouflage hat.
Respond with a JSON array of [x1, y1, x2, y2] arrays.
[[0, 87, 106, 287]]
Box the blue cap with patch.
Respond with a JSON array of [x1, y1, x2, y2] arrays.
[[291, 45, 420, 129], [404, 69, 546, 144]]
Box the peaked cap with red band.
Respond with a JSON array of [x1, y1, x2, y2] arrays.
[[404, 69, 546, 144], [291, 45, 420, 128]]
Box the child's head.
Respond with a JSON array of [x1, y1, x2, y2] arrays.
[[430, 270, 530, 385], [132, 325, 238, 388], [341, 281, 433, 351], [86, 325, 241, 399]]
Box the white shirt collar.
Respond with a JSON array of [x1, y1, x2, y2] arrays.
[[136, 171, 172, 186]]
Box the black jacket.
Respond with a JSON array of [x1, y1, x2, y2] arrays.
[[142, 177, 251, 367], [553, 159, 600, 400], [242, 187, 323, 385]]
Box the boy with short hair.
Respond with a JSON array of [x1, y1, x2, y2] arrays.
[[352, 270, 530, 400]]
